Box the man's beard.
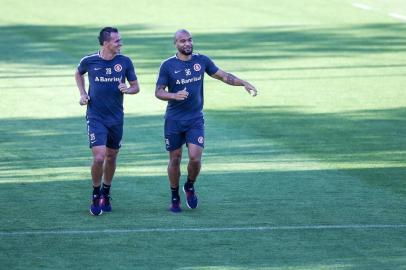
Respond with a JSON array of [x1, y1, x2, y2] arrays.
[[180, 45, 193, 55]]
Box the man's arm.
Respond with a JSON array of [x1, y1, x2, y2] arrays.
[[211, 69, 257, 96], [75, 69, 90, 105], [155, 85, 189, 101], [118, 80, 140, 95]]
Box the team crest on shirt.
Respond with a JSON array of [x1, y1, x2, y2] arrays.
[[114, 64, 122, 72], [193, 63, 201, 72], [198, 136, 204, 144]]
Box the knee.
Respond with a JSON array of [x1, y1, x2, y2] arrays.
[[189, 155, 201, 165], [105, 152, 117, 163], [169, 154, 182, 168], [93, 154, 105, 166]]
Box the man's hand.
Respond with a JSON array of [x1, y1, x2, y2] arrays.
[[79, 94, 90, 105], [118, 82, 128, 94], [172, 87, 189, 100], [244, 82, 257, 97]]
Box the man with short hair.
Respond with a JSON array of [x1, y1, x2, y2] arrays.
[[155, 29, 257, 213], [75, 27, 140, 216]]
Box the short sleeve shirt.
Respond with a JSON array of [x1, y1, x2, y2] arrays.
[[156, 53, 218, 120], [77, 52, 137, 124]]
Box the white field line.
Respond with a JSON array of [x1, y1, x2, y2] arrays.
[[351, 2, 406, 22], [389, 12, 406, 21], [1, 224, 406, 236], [352, 3, 373, 10]]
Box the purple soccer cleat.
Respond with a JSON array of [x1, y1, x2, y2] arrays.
[[100, 194, 112, 212], [90, 194, 102, 216], [170, 197, 182, 213], [183, 184, 198, 209]]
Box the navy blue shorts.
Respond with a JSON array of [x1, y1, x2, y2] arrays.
[[164, 117, 205, 151], [87, 118, 123, 149]]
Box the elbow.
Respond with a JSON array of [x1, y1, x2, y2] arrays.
[[155, 91, 165, 100]]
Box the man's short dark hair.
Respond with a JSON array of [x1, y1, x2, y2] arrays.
[[98, 27, 118, 45]]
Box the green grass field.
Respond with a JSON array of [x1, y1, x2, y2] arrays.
[[1, 0, 406, 269]]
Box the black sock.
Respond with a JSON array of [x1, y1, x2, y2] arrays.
[[101, 183, 111, 196], [171, 186, 179, 200], [185, 178, 195, 189], [93, 185, 101, 196]]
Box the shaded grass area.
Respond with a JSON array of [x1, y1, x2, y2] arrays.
[[210, 106, 406, 160], [0, 22, 406, 69], [2, 227, 406, 270], [1, 106, 405, 183], [0, 169, 405, 270], [207, 106, 406, 193], [1, 169, 405, 231]]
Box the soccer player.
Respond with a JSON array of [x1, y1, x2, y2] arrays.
[[155, 29, 257, 213], [75, 27, 140, 216]]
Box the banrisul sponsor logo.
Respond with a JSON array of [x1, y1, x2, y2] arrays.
[[175, 75, 202, 85], [95, 77, 121, 82]]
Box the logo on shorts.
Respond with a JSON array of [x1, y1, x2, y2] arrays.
[[198, 136, 204, 144], [90, 133, 96, 144], [114, 64, 122, 72], [193, 63, 201, 72], [165, 139, 170, 145]]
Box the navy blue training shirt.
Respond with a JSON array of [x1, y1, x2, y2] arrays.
[[77, 52, 137, 124], [156, 53, 219, 120]]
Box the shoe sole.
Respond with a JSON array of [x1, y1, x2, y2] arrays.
[[183, 186, 198, 209], [90, 209, 103, 216]]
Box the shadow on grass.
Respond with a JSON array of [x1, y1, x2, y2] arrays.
[[206, 106, 406, 161], [1, 22, 406, 69], [206, 106, 406, 195], [0, 114, 165, 172], [0, 106, 405, 193]]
